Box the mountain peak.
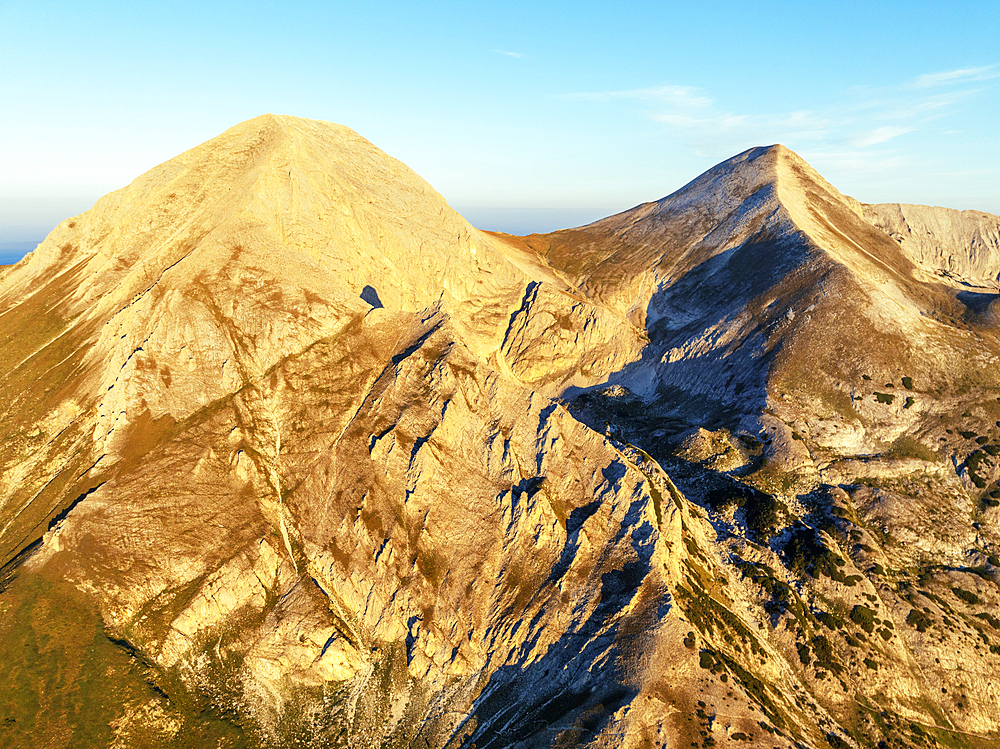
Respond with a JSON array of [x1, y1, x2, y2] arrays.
[[669, 142, 825, 205], [210, 113, 365, 150]]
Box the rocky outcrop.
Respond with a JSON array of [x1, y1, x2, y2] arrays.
[[863, 203, 1000, 288]]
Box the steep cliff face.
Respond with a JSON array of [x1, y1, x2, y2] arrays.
[[863, 203, 1000, 289], [2, 117, 1000, 749]]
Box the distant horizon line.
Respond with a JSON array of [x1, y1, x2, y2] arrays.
[[0, 241, 40, 265], [5, 183, 998, 266], [0, 205, 616, 260]]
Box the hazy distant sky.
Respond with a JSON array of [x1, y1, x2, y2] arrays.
[[2, 0, 998, 254]]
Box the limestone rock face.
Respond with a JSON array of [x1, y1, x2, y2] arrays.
[[1, 118, 1000, 749], [863, 203, 1000, 288]]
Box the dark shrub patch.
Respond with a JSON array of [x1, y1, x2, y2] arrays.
[[827, 733, 850, 749], [797, 642, 812, 665], [707, 483, 782, 538], [906, 609, 932, 632], [966, 450, 989, 488], [744, 491, 781, 538], [816, 611, 842, 630], [953, 587, 981, 605], [705, 486, 747, 512], [784, 526, 848, 582], [811, 634, 840, 674], [850, 605, 877, 633]]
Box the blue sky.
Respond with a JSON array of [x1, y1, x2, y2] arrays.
[[2, 0, 997, 260]]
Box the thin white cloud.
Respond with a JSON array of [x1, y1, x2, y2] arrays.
[[874, 88, 979, 120], [495, 50, 524, 59], [567, 84, 712, 109], [910, 65, 999, 89], [568, 65, 995, 169], [651, 113, 707, 127], [792, 149, 910, 178], [651, 110, 830, 142], [849, 126, 914, 147]]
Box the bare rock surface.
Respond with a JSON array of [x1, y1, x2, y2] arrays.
[[1, 117, 999, 749], [863, 203, 1000, 289]]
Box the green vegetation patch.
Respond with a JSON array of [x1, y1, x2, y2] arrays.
[[0, 571, 245, 749], [715, 653, 787, 730], [850, 605, 877, 633], [675, 577, 766, 659], [966, 450, 989, 489], [734, 559, 812, 632], [816, 611, 844, 630], [975, 612, 1000, 629], [783, 526, 858, 585], [744, 492, 782, 538], [705, 483, 783, 539], [952, 586, 981, 606], [906, 609, 933, 632], [810, 634, 841, 675], [886, 435, 940, 462], [874, 392, 895, 405], [797, 642, 812, 665]]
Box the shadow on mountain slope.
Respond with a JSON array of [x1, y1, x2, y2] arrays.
[[449, 500, 668, 748]]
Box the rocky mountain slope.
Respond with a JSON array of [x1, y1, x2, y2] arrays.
[[1, 115, 999, 749]]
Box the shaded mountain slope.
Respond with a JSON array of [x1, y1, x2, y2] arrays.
[[503, 146, 1000, 473], [497, 144, 1000, 746]]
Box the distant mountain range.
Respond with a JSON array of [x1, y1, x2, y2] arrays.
[[1, 115, 999, 749]]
